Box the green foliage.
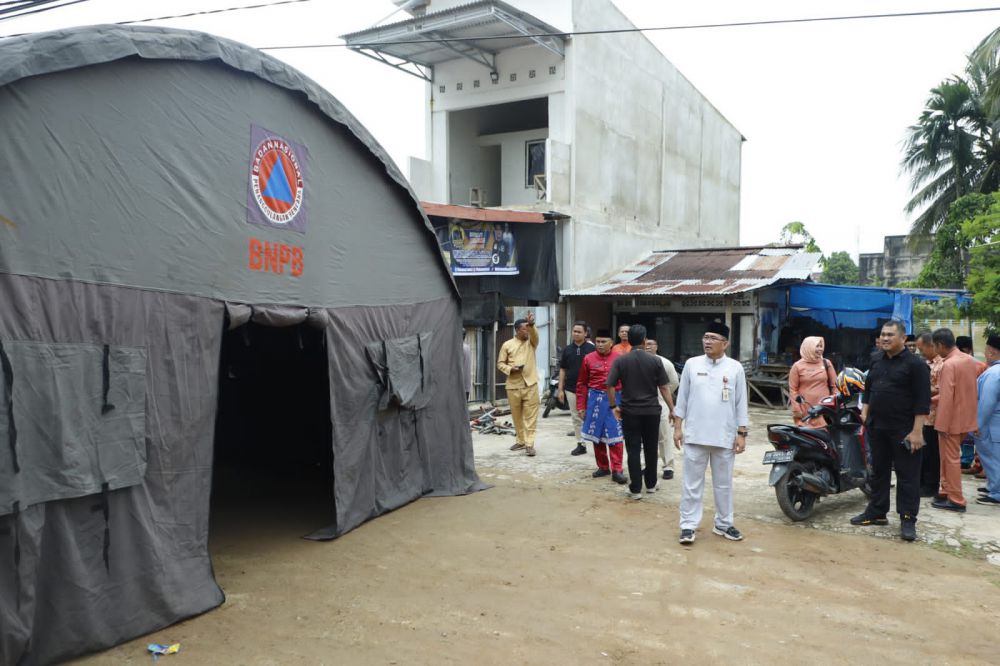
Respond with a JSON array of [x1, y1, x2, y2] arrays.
[[912, 298, 959, 321], [819, 251, 859, 285], [912, 193, 992, 288], [961, 192, 1000, 333], [902, 31, 1000, 236], [779, 221, 822, 256]]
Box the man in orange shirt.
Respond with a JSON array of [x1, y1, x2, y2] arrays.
[[611, 323, 632, 356], [931, 328, 980, 512]]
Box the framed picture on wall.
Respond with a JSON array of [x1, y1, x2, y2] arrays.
[[525, 139, 546, 188]]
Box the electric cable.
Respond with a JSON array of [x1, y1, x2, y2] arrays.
[[117, 0, 315, 25], [0, 0, 87, 20], [259, 5, 1000, 50]]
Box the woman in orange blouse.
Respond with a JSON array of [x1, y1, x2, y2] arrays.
[[788, 336, 838, 426]]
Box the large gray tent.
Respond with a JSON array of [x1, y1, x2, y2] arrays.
[[0, 25, 484, 665]]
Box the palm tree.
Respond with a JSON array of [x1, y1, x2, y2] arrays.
[[902, 31, 1000, 237], [901, 78, 980, 236]]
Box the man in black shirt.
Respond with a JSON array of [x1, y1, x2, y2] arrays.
[[607, 324, 671, 499], [851, 319, 930, 541], [558, 321, 596, 456]]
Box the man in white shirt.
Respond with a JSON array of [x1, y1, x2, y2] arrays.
[[644, 339, 679, 479], [673, 321, 749, 545]]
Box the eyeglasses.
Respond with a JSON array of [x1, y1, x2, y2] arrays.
[[702, 335, 726, 343]]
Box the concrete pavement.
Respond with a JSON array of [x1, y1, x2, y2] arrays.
[[470, 403, 1000, 561]]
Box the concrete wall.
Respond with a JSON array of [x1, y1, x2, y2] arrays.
[[859, 235, 933, 287], [478, 128, 549, 206], [562, 0, 742, 290], [412, 0, 743, 294]]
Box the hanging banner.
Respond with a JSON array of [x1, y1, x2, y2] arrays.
[[437, 221, 519, 275]]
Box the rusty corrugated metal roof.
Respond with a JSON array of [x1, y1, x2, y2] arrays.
[[563, 246, 821, 297]]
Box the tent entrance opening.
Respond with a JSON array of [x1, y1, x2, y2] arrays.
[[210, 322, 334, 541]]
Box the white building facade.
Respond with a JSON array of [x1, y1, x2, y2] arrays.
[[344, 0, 743, 294]]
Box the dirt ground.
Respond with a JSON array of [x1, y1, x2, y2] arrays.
[[73, 407, 1000, 666]]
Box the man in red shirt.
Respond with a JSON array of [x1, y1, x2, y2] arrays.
[[577, 330, 626, 484]]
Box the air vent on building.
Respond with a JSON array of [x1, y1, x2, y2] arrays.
[[473, 79, 480, 88], [456, 82, 463, 91], [509, 73, 516, 82], [549, 65, 557, 75], [438, 85, 445, 93], [529, 69, 536, 78]]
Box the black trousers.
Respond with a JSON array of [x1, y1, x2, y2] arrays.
[[622, 410, 661, 493], [920, 425, 940, 493], [867, 426, 922, 518]]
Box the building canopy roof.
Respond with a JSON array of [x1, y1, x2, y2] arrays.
[[563, 246, 821, 297], [421, 201, 566, 223], [340, 1, 565, 81]]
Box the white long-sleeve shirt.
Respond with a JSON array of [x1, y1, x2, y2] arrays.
[[674, 354, 749, 448]]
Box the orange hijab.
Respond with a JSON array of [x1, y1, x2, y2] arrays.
[[799, 336, 825, 365]]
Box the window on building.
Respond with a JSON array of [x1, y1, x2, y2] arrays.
[[525, 139, 545, 188]]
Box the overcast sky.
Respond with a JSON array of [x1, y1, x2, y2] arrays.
[[3, 0, 998, 258]]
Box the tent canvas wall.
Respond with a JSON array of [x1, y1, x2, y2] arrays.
[[0, 25, 485, 665]]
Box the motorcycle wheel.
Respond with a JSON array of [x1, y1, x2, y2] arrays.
[[775, 461, 818, 521]]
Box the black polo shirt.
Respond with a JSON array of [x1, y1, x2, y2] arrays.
[[607, 349, 668, 415], [559, 340, 596, 390], [863, 347, 930, 431]]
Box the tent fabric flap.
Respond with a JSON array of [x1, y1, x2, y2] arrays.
[[0, 274, 226, 666], [323, 299, 487, 540], [366, 332, 435, 411], [0, 341, 147, 516]]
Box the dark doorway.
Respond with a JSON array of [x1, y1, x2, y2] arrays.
[[210, 322, 334, 544]]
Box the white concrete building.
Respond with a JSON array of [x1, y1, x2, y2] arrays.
[[343, 0, 743, 294]]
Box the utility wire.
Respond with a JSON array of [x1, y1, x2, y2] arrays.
[[0, 0, 312, 38], [1, 3, 998, 45], [0, 0, 88, 20], [117, 0, 314, 25], [258, 5, 1000, 50]]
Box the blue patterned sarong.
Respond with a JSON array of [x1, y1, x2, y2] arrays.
[[581, 388, 624, 445]]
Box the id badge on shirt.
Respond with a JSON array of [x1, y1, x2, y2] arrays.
[[722, 375, 730, 402]]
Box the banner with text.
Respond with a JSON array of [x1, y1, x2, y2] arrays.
[[437, 221, 519, 275]]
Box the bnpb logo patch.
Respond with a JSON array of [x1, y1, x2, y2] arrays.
[[247, 125, 308, 233]]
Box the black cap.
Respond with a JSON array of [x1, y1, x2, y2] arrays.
[[956, 335, 973, 350], [987, 335, 1000, 351], [706, 321, 730, 339], [905, 334, 916, 342], [594, 329, 613, 339]]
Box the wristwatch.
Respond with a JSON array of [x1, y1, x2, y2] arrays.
[[737, 429, 748, 436]]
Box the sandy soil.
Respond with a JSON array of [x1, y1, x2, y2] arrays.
[[65, 399, 1000, 665], [73, 443, 1000, 665]]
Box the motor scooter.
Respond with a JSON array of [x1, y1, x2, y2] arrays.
[[764, 394, 872, 521], [542, 355, 568, 418]]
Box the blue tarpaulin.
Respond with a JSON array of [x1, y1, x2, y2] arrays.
[[786, 283, 972, 332]]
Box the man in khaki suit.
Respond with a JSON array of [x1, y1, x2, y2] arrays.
[[498, 312, 540, 456]]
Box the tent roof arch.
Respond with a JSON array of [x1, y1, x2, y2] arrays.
[[0, 24, 457, 306]]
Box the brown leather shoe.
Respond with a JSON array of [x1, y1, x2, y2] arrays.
[[525, 447, 537, 457], [510, 442, 526, 451]]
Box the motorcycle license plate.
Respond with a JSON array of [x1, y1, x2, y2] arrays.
[[762, 450, 794, 464]]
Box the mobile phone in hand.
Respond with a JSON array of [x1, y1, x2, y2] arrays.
[[902, 438, 912, 452]]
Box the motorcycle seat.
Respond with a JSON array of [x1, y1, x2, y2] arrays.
[[798, 427, 832, 443]]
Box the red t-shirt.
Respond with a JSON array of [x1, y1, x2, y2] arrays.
[[575, 350, 621, 411]]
